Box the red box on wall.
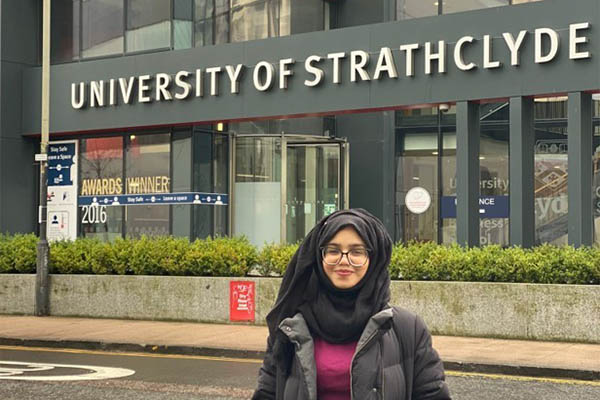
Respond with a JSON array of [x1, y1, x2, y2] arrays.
[[230, 281, 255, 322]]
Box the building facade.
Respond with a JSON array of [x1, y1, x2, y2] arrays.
[[0, 0, 598, 247]]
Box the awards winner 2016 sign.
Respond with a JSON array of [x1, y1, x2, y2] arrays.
[[70, 22, 592, 109]]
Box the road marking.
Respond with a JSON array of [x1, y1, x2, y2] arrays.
[[446, 370, 600, 386], [0, 360, 135, 381], [0, 345, 263, 364], [3, 345, 597, 386]]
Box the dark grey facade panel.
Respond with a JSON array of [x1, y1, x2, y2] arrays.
[[21, 0, 600, 135], [0, 0, 40, 234]]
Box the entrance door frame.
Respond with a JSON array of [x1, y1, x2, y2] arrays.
[[230, 133, 349, 244]]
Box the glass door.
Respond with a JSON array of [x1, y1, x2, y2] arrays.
[[286, 143, 342, 244]]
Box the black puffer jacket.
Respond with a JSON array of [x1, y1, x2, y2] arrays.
[[253, 306, 451, 400]]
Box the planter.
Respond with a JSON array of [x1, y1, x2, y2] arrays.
[[1, 274, 598, 343]]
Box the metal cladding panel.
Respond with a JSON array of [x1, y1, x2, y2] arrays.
[[21, 0, 600, 135]]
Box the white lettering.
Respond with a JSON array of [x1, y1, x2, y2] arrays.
[[373, 47, 398, 80], [174, 71, 192, 100], [206, 67, 222, 96], [400, 43, 419, 77], [279, 58, 294, 89], [350, 50, 370, 82], [570, 22, 591, 60], [425, 41, 446, 74], [155, 73, 172, 101], [483, 35, 501, 69], [138, 75, 151, 103], [225, 64, 244, 94], [119, 77, 135, 104], [90, 80, 104, 107], [304, 55, 324, 87], [109, 79, 116, 106], [502, 30, 528, 66], [535, 28, 559, 63], [195, 69, 203, 97], [253, 61, 275, 91], [327, 52, 345, 84], [71, 82, 85, 109], [454, 36, 476, 71]]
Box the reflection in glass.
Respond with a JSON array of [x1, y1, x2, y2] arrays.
[[286, 145, 340, 244], [79, 137, 124, 241], [174, 0, 194, 50], [81, 0, 124, 58], [125, 133, 171, 238], [231, 0, 279, 42], [52, 0, 80, 63], [126, 0, 171, 53], [443, 0, 508, 14], [594, 116, 600, 246], [534, 98, 568, 245], [396, 0, 438, 20]]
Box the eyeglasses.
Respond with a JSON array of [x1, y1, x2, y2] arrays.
[[321, 246, 370, 267]]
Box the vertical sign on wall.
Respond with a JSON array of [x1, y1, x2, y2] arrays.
[[47, 140, 78, 241], [230, 281, 256, 322]]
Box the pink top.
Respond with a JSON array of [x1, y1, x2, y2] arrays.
[[314, 337, 358, 400]]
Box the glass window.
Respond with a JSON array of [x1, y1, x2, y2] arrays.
[[124, 133, 171, 238], [234, 136, 281, 246], [230, 0, 279, 42], [594, 98, 600, 245], [395, 103, 510, 246], [79, 137, 124, 241], [81, 0, 124, 58], [52, 0, 80, 63], [126, 0, 171, 53], [172, 129, 193, 238], [174, 0, 194, 50], [534, 98, 568, 245], [397, 0, 438, 20], [194, 0, 216, 46], [443, 0, 508, 14]]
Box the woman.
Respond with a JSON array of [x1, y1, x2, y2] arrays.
[[252, 208, 451, 400]]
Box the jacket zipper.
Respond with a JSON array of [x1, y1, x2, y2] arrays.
[[349, 330, 379, 400]]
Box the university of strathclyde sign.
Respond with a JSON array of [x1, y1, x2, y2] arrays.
[[21, 0, 600, 134], [70, 22, 592, 110]]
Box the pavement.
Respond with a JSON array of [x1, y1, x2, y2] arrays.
[[0, 315, 599, 381]]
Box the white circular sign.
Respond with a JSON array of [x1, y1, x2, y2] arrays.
[[405, 187, 432, 214]]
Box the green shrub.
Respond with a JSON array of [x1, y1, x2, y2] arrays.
[[183, 236, 257, 276], [0, 233, 38, 273], [0, 232, 599, 284], [257, 242, 299, 276]]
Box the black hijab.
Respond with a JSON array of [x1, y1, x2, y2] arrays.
[[266, 208, 392, 345]]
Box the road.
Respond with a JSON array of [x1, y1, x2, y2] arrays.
[[1, 346, 599, 400]]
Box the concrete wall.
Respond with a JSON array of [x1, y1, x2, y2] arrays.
[[1, 274, 599, 343]]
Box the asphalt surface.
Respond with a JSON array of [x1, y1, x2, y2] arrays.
[[1, 346, 599, 400]]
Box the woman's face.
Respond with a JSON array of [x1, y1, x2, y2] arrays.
[[322, 226, 370, 289]]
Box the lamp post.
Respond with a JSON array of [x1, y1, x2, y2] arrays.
[[35, 0, 51, 316]]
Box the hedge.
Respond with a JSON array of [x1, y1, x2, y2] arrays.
[[1, 234, 599, 284]]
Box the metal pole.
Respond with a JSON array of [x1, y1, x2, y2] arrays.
[[35, 0, 51, 316]]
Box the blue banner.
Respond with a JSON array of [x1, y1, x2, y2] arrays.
[[441, 195, 509, 219], [78, 192, 229, 206], [47, 143, 76, 186]]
